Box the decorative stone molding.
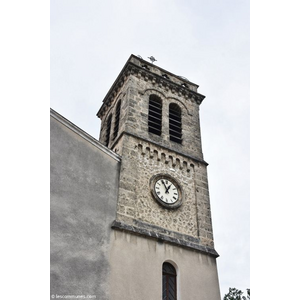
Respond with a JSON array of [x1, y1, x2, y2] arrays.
[[111, 219, 219, 258], [97, 55, 205, 119], [137, 142, 196, 173], [139, 88, 192, 116]]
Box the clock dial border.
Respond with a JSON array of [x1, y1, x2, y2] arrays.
[[150, 174, 183, 209]]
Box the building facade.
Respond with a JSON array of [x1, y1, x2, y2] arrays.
[[50, 54, 221, 300]]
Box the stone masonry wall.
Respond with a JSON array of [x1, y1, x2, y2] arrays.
[[98, 59, 215, 250], [100, 72, 204, 161], [123, 75, 203, 160], [99, 79, 131, 151], [116, 134, 214, 248]]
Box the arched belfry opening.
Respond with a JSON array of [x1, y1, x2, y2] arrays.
[[105, 114, 112, 147], [169, 103, 182, 144], [148, 94, 162, 136], [113, 100, 121, 140]]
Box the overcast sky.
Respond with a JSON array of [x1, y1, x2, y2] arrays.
[[50, 0, 249, 297]]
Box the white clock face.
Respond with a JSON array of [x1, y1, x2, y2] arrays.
[[154, 178, 179, 204]]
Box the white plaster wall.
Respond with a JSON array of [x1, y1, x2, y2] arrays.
[[109, 231, 221, 300]]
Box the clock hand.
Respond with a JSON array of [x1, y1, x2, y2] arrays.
[[166, 184, 172, 193], [162, 180, 169, 193]]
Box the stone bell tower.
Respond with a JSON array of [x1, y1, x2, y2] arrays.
[[97, 54, 221, 300]]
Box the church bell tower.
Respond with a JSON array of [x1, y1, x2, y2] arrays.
[[97, 54, 221, 300]]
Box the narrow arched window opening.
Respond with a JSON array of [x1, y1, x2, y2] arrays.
[[148, 95, 162, 136], [113, 100, 121, 140], [105, 114, 112, 147], [163, 262, 177, 300], [169, 103, 182, 144]]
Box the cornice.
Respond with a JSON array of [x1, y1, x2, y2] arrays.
[[111, 130, 209, 166], [97, 55, 206, 119], [111, 219, 219, 258]]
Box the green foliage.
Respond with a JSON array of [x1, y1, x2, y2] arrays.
[[223, 287, 250, 300]]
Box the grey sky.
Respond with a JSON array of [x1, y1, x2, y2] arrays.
[[51, 0, 250, 297]]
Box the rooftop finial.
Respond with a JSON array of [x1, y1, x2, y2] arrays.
[[148, 56, 157, 64]]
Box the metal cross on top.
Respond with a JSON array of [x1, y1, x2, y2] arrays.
[[148, 56, 157, 64]]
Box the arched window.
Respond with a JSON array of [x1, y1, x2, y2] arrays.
[[148, 95, 162, 136], [162, 262, 177, 300], [105, 114, 112, 147], [113, 100, 121, 140], [169, 103, 182, 144]]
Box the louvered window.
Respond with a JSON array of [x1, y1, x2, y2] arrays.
[[169, 104, 182, 144], [113, 100, 121, 140], [148, 95, 162, 136], [105, 114, 112, 147], [163, 262, 177, 300]]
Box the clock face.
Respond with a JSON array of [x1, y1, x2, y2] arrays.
[[150, 174, 183, 209], [154, 178, 179, 204]]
